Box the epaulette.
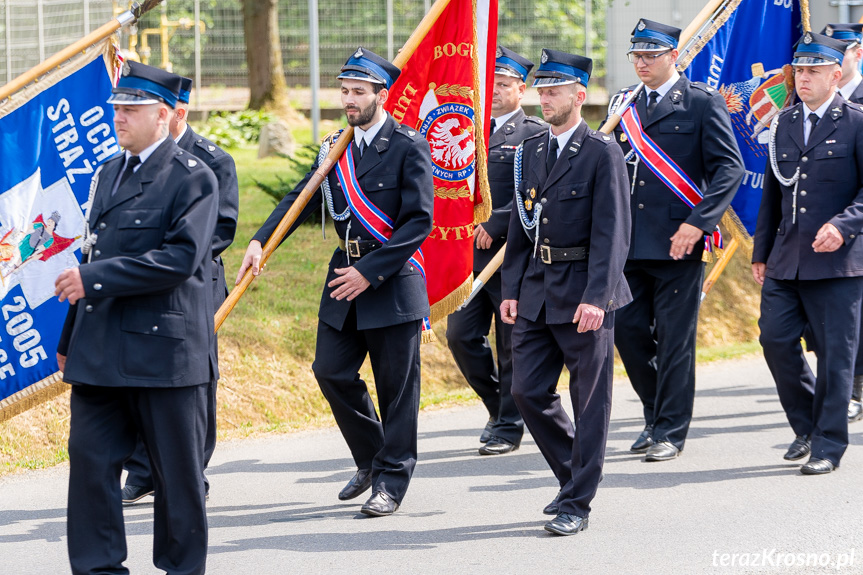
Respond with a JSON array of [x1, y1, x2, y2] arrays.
[[524, 115, 545, 126], [395, 123, 423, 140], [690, 81, 718, 95], [587, 130, 615, 144], [174, 149, 205, 171], [193, 136, 225, 159], [322, 128, 343, 145], [522, 130, 546, 143], [843, 101, 863, 116]]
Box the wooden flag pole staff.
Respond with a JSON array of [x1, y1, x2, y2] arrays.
[[214, 0, 455, 332], [0, 0, 163, 102], [464, 0, 736, 305]]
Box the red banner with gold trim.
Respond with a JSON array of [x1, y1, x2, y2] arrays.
[[385, 0, 497, 331]]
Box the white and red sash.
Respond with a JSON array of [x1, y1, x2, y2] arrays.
[[333, 145, 431, 331], [619, 101, 722, 252]]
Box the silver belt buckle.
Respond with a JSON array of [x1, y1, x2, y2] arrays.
[[347, 239, 362, 258], [540, 245, 552, 264]]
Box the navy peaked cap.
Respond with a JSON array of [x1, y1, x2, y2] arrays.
[[629, 18, 681, 53], [495, 46, 534, 81], [338, 47, 400, 89], [532, 49, 592, 88], [108, 61, 182, 108]]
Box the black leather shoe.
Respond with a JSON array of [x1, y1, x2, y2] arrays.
[[800, 457, 836, 475], [360, 491, 399, 517], [478, 437, 518, 456], [479, 418, 495, 443], [849, 400, 863, 423], [644, 441, 680, 462], [783, 436, 810, 461], [544, 512, 588, 536], [630, 425, 654, 453], [338, 469, 372, 501], [122, 484, 154, 504], [543, 491, 562, 515]]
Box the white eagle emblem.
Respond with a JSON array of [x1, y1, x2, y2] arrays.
[[429, 118, 475, 169]]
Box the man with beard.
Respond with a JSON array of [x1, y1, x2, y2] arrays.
[[606, 19, 743, 462], [501, 49, 631, 535], [754, 31, 863, 475], [446, 46, 545, 456], [237, 47, 433, 516]]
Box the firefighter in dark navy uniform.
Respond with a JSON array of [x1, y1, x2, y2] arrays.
[[55, 61, 218, 575], [237, 47, 433, 516], [446, 46, 545, 455], [605, 19, 744, 462], [822, 23, 863, 423], [122, 75, 240, 504], [501, 49, 631, 536], [753, 32, 863, 475]]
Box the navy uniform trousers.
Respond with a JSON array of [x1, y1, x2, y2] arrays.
[[511, 311, 614, 517], [614, 259, 703, 447], [69, 384, 208, 575], [312, 302, 422, 502], [759, 277, 863, 464]]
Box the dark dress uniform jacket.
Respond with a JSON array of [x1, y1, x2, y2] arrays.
[[502, 121, 633, 322], [754, 96, 863, 279], [177, 126, 238, 298], [57, 139, 219, 387], [846, 81, 863, 105], [477, 108, 546, 271], [607, 76, 744, 259], [253, 114, 434, 330]]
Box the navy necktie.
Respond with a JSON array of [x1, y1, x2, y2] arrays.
[[646, 91, 659, 117], [546, 137, 559, 174], [113, 156, 140, 195]]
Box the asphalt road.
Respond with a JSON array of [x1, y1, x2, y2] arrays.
[[2, 355, 863, 574]]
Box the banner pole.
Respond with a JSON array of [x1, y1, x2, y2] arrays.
[[0, 0, 164, 103]]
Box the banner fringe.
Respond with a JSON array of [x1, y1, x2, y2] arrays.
[[429, 273, 474, 327], [0, 37, 112, 121], [676, 0, 745, 71], [0, 373, 69, 424], [471, 0, 492, 225]]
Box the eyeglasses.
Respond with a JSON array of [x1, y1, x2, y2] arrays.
[[628, 51, 672, 64]]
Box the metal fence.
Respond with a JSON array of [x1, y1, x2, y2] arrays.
[[0, 0, 608, 90]]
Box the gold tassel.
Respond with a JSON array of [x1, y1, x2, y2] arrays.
[[429, 273, 474, 326]]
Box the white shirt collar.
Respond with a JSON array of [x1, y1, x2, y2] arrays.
[[649, 71, 681, 101], [126, 136, 167, 168], [173, 124, 188, 144], [803, 97, 834, 122], [839, 73, 863, 101], [354, 113, 387, 148], [548, 119, 582, 156], [491, 109, 519, 133]]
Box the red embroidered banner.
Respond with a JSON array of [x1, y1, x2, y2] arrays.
[[384, 0, 497, 328]]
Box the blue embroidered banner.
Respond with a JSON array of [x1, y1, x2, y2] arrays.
[[0, 46, 119, 419], [686, 0, 801, 235]]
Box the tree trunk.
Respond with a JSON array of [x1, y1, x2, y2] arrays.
[[242, 0, 289, 112]]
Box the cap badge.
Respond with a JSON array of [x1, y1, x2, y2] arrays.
[[496, 46, 503, 58], [121, 61, 131, 77], [803, 32, 813, 44], [541, 50, 549, 64], [638, 20, 646, 31], [826, 26, 834, 37], [354, 47, 364, 59]]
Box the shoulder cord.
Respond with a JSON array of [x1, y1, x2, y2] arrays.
[[81, 165, 102, 263], [767, 114, 801, 223], [513, 142, 543, 255]]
